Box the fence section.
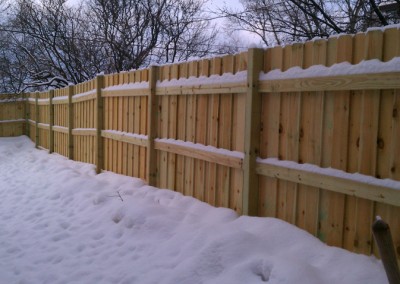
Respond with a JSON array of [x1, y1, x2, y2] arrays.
[[257, 28, 400, 258], [102, 70, 149, 180], [0, 94, 26, 137], [4, 26, 400, 262], [72, 79, 97, 164], [154, 54, 248, 211]]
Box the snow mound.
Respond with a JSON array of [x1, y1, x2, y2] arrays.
[[0, 136, 387, 283]]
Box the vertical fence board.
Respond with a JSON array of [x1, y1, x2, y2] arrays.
[[193, 60, 209, 201], [230, 54, 246, 213], [140, 70, 148, 181], [374, 27, 400, 261], [206, 57, 222, 205], [167, 65, 178, 191], [159, 66, 169, 188], [217, 55, 233, 208], [344, 32, 366, 252], [259, 46, 283, 218], [355, 30, 383, 255], [276, 44, 301, 222]]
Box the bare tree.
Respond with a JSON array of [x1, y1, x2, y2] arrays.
[[156, 0, 219, 63], [8, 0, 105, 90], [87, 0, 167, 72], [0, 0, 225, 92], [220, 0, 400, 46], [88, 0, 220, 70]]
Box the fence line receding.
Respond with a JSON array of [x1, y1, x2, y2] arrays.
[[1, 27, 399, 263]]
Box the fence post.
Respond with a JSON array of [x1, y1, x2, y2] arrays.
[[95, 75, 105, 174], [24, 93, 30, 138], [146, 65, 159, 185], [68, 85, 74, 160], [49, 89, 54, 153], [35, 91, 39, 148], [243, 48, 264, 216]]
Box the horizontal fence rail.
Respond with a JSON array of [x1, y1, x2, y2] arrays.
[[1, 26, 400, 263]]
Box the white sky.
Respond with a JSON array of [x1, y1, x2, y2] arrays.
[[206, 0, 260, 47]]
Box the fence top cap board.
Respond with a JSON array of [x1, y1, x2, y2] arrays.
[[261, 57, 400, 80]]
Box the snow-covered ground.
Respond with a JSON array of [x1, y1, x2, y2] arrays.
[[0, 136, 387, 284]]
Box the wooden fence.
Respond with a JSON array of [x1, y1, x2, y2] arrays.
[[1, 27, 400, 262], [0, 94, 26, 136]]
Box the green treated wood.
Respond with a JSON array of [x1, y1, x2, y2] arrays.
[[146, 66, 159, 185], [68, 85, 74, 160], [95, 76, 105, 174], [49, 89, 54, 153], [243, 48, 264, 216]]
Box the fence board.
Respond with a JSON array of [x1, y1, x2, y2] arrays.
[[230, 53, 246, 213], [374, 27, 400, 261], [259, 46, 283, 218]]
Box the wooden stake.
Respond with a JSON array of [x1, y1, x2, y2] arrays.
[[147, 66, 159, 185], [372, 218, 400, 284], [95, 75, 104, 174], [243, 48, 264, 216]]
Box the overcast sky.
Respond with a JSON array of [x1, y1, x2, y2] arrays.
[[207, 0, 259, 47]]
